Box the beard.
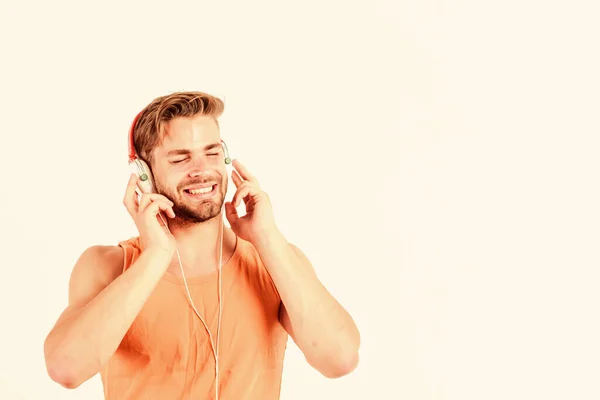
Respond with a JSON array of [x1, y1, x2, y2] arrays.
[[155, 174, 228, 225]]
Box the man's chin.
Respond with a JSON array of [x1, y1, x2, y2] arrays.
[[172, 203, 223, 224]]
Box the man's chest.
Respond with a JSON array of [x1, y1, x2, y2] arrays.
[[118, 276, 285, 370]]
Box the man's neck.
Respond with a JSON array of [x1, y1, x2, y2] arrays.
[[165, 212, 236, 277]]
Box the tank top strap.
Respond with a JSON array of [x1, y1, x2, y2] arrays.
[[236, 237, 282, 304], [117, 236, 142, 273]]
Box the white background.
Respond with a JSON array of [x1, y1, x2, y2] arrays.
[[1, 1, 599, 399]]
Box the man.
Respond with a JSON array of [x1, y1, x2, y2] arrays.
[[43, 91, 360, 399]]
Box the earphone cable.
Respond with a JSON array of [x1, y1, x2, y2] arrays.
[[157, 210, 223, 400]]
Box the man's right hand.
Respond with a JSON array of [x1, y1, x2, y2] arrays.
[[123, 173, 177, 254]]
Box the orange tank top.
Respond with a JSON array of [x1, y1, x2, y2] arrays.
[[100, 236, 289, 399]]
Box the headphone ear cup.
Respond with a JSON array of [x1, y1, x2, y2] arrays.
[[131, 159, 156, 194], [221, 140, 231, 165]]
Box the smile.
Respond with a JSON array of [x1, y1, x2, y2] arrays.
[[183, 184, 217, 198]]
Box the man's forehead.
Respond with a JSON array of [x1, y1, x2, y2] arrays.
[[159, 116, 220, 145], [163, 115, 219, 136]]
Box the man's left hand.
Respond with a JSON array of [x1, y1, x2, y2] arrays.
[[225, 159, 278, 244]]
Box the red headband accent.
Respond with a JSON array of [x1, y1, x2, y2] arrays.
[[128, 111, 142, 163]]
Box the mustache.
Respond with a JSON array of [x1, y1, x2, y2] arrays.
[[178, 175, 223, 190]]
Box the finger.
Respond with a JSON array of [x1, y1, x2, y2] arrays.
[[144, 201, 174, 222], [139, 198, 174, 222], [146, 198, 175, 218], [140, 192, 174, 203], [143, 202, 167, 227], [231, 184, 254, 207], [125, 173, 138, 194], [156, 201, 176, 219], [138, 193, 174, 214], [164, 203, 176, 218], [231, 169, 243, 188], [232, 159, 259, 186], [134, 188, 141, 207], [123, 174, 139, 215], [138, 193, 153, 213], [224, 201, 239, 224]]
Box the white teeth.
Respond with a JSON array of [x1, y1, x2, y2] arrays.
[[188, 186, 213, 195]]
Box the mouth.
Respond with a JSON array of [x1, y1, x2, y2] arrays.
[[183, 184, 218, 199]]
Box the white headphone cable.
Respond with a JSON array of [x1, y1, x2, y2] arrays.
[[157, 208, 223, 400]]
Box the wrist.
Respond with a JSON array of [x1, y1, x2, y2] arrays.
[[143, 246, 175, 265], [252, 227, 286, 251]]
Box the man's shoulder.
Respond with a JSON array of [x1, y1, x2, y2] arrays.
[[77, 243, 122, 267], [71, 240, 130, 282], [82, 244, 125, 266], [60, 243, 127, 314]]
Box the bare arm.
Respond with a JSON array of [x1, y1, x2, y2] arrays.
[[223, 160, 360, 378], [43, 244, 172, 389], [253, 229, 361, 378]]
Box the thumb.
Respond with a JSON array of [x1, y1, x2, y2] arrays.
[[224, 201, 239, 225]]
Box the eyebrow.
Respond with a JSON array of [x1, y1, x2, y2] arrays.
[[166, 142, 221, 156]]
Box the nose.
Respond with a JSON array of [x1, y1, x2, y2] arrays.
[[187, 157, 211, 178]]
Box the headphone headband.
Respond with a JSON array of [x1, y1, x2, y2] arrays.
[[128, 111, 231, 165], [128, 111, 143, 163]]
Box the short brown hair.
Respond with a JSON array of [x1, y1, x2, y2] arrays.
[[131, 91, 225, 166]]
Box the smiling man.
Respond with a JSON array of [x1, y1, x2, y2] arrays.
[[43, 91, 360, 399]]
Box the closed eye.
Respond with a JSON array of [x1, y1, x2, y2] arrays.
[[171, 158, 188, 164]]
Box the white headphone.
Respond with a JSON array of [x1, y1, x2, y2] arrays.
[[128, 111, 231, 399]]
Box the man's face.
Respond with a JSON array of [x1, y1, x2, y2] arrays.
[[150, 114, 228, 224]]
